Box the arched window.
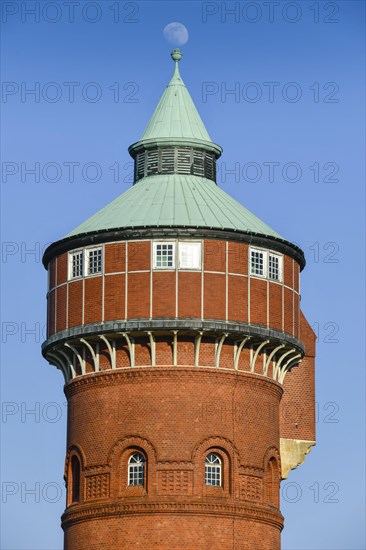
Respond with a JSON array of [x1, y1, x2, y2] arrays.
[[265, 457, 279, 507], [128, 452, 145, 486], [205, 453, 222, 486], [71, 455, 80, 503]]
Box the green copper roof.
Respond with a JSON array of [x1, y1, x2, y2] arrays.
[[129, 49, 221, 154], [64, 50, 283, 243], [66, 175, 283, 239]]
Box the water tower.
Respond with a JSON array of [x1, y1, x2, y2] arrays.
[[42, 49, 315, 549]]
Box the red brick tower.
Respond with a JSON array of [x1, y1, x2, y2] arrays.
[[42, 50, 316, 550]]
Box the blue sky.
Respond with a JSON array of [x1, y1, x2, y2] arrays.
[[1, 1, 365, 548]]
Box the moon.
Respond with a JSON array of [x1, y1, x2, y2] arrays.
[[163, 22, 189, 46]]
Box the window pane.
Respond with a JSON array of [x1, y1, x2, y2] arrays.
[[268, 254, 279, 280], [179, 242, 201, 269], [155, 243, 174, 268], [72, 252, 83, 278], [71, 455, 80, 502], [88, 248, 102, 274], [128, 453, 145, 486], [250, 250, 264, 276], [205, 453, 221, 486]]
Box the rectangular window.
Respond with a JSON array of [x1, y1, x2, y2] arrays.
[[68, 247, 103, 280], [268, 253, 280, 281], [178, 242, 201, 269], [71, 251, 83, 279], [128, 464, 144, 486], [205, 465, 221, 486], [154, 242, 175, 269], [249, 248, 283, 282], [250, 249, 264, 277], [87, 248, 102, 275]]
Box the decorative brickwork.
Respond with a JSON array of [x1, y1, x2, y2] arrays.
[[158, 470, 192, 495], [85, 474, 110, 501], [239, 475, 262, 502]]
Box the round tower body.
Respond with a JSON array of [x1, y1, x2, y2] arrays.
[[42, 50, 316, 550]]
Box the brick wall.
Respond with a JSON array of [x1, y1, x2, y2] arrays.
[[280, 311, 316, 442], [63, 368, 283, 549], [47, 239, 300, 339], [65, 513, 281, 550]]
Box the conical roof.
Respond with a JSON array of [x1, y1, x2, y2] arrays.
[[140, 49, 211, 143], [128, 49, 222, 156], [66, 175, 282, 238]]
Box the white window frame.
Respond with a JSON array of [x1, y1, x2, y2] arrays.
[[68, 246, 103, 280], [128, 452, 145, 486], [178, 241, 202, 270], [250, 248, 266, 279], [249, 247, 283, 282], [205, 453, 222, 487], [153, 241, 176, 269], [153, 240, 202, 271], [68, 249, 84, 280], [85, 247, 103, 276], [268, 252, 282, 281]]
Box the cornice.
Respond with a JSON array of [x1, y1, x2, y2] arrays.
[[42, 226, 305, 270], [61, 500, 284, 531], [64, 367, 284, 400]]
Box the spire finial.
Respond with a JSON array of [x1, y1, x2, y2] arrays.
[[171, 48, 183, 62]]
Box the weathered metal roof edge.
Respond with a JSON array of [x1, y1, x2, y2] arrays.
[[42, 318, 305, 357], [42, 225, 305, 270]]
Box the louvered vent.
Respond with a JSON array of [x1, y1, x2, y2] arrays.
[[147, 150, 159, 175], [204, 153, 215, 181], [193, 150, 205, 177], [177, 148, 192, 174], [134, 147, 217, 183], [136, 152, 145, 180], [160, 149, 175, 173]]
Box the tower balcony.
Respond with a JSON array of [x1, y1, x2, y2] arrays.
[[42, 318, 304, 385]]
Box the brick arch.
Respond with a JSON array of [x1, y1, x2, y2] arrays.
[[262, 445, 281, 470], [65, 443, 86, 472], [65, 445, 86, 507], [108, 436, 157, 499], [262, 446, 281, 508], [108, 435, 157, 464], [192, 435, 241, 462], [192, 436, 240, 498]]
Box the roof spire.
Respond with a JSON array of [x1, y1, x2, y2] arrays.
[[170, 48, 183, 82], [128, 48, 222, 156]]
